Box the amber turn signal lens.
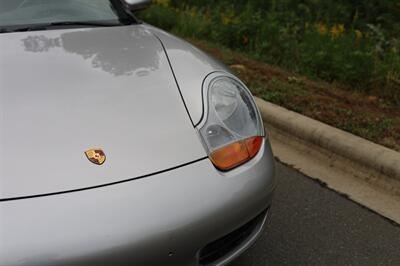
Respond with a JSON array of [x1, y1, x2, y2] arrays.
[[210, 136, 263, 171]]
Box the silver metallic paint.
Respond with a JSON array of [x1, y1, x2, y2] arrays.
[[0, 140, 275, 266], [0, 20, 276, 266], [145, 24, 232, 126], [0, 25, 206, 199]]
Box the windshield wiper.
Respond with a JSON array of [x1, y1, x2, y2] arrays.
[[0, 25, 47, 33], [0, 20, 126, 33], [47, 21, 124, 27]]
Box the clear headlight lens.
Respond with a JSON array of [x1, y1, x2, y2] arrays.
[[198, 74, 264, 171]]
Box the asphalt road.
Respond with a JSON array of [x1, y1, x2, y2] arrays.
[[230, 162, 400, 266]]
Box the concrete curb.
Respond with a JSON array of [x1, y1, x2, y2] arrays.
[[255, 97, 400, 183]]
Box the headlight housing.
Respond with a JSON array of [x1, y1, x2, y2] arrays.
[[198, 72, 264, 171]]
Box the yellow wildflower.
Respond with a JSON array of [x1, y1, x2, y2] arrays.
[[355, 30, 363, 40], [221, 16, 231, 25], [355, 29, 363, 46], [188, 7, 197, 18], [315, 22, 328, 35], [221, 9, 235, 25], [338, 24, 345, 33], [154, 0, 170, 7], [330, 24, 345, 39]]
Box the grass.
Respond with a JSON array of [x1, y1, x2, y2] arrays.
[[140, 2, 400, 108]]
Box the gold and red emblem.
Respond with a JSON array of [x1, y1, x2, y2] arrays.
[[85, 149, 106, 165]]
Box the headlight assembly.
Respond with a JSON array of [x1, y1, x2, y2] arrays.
[[198, 72, 264, 171]]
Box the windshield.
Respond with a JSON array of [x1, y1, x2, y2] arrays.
[[0, 0, 135, 31]]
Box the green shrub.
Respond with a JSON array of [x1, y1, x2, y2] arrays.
[[139, 0, 400, 106]]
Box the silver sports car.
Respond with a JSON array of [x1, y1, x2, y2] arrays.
[[0, 0, 275, 265]]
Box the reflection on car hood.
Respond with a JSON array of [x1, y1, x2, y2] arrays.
[[0, 25, 206, 200]]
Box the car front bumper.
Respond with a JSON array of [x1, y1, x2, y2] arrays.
[[0, 140, 275, 266]]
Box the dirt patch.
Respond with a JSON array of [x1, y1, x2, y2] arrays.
[[190, 38, 400, 152]]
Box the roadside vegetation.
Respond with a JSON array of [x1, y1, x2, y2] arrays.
[[139, 0, 400, 151]]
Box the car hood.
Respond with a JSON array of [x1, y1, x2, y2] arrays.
[[0, 25, 206, 200]]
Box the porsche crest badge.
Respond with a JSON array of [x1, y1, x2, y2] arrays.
[[85, 149, 106, 165]]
